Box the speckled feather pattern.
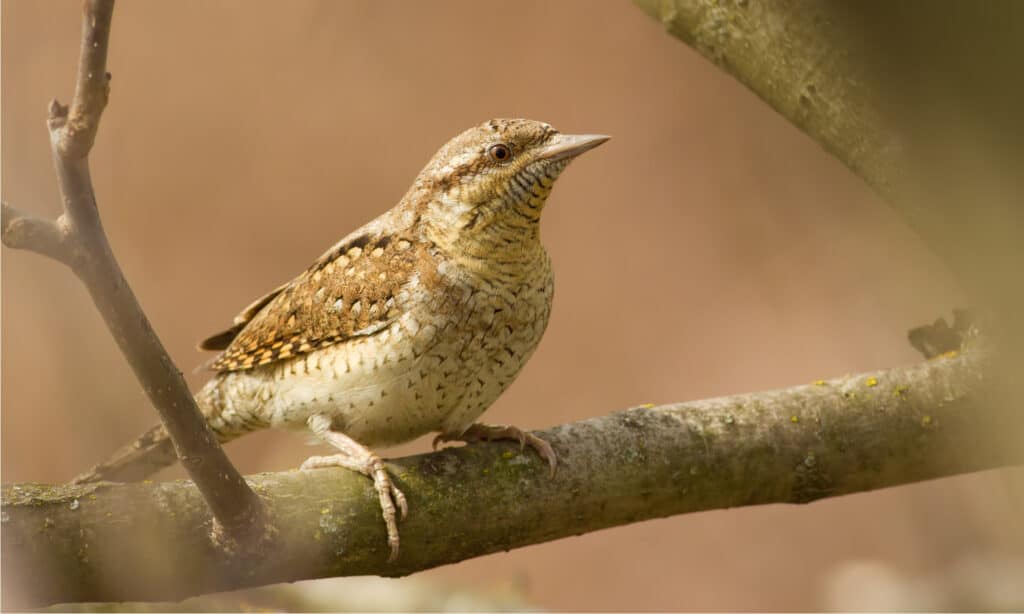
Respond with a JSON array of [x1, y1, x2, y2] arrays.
[[200, 246, 553, 446], [204, 233, 426, 372]]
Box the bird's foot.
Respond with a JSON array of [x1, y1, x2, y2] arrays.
[[301, 427, 408, 562], [433, 423, 557, 477]]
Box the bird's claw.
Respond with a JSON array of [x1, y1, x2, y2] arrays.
[[300, 452, 407, 562], [434, 423, 557, 477]]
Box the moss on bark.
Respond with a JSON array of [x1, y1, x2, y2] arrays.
[[5, 351, 1021, 609]]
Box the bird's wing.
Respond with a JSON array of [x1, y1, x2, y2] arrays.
[[197, 281, 290, 352], [200, 232, 423, 373]]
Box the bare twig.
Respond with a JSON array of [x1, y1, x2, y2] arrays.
[[1, 202, 70, 266], [3, 350, 1021, 608], [53, 0, 113, 160], [0, 0, 266, 546]]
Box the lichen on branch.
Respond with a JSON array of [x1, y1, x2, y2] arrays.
[[4, 350, 1020, 608]]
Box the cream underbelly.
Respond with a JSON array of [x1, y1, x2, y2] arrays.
[[262, 325, 449, 446]]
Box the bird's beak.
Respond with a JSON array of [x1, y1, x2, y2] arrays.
[[536, 133, 611, 162]]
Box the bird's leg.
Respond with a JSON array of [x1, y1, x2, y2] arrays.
[[302, 414, 408, 562], [433, 423, 557, 477]]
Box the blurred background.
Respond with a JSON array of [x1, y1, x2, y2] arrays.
[[4, 1, 1023, 610]]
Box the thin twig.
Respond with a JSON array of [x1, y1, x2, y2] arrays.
[[58, 0, 114, 159], [1, 202, 70, 266], [1, 0, 267, 547]]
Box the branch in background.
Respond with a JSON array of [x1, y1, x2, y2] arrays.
[[0, 0, 265, 546], [633, 0, 900, 201], [631, 1, 1024, 313], [4, 350, 1021, 608], [41, 577, 536, 613], [908, 309, 974, 359]]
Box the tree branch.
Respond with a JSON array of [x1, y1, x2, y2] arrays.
[[1, 0, 266, 545], [4, 350, 1021, 608], [1, 202, 70, 266], [633, 0, 900, 200], [631, 1, 1024, 314], [58, 0, 113, 159]]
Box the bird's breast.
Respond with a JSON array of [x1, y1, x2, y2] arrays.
[[433, 249, 555, 434]]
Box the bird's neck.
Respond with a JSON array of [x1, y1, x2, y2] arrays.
[[423, 194, 548, 277]]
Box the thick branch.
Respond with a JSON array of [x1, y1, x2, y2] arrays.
[[633, 0, 898, 200], [632, 1, 1024, 313], [4, 351, 1021, 608], [2, 0, 265, 543]]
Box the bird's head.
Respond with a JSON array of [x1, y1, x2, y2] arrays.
[[412, 119, 609, 257]]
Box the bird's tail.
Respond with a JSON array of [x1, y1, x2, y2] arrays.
[[72, 423, 180, 484], [72, 381, 256, 485]]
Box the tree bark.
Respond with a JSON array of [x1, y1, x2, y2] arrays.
[[633, 0, 898, 197], [4, 349, 1021, 609]]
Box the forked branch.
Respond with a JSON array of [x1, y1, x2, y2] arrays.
[[0, 0, 266, 546]]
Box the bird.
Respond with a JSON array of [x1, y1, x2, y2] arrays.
[[73, 119, 610, 560]]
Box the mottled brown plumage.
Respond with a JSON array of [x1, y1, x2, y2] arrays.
[[203, 233, 425, 371], [74, 119, 609, 561]]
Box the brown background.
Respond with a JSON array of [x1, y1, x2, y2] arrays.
[[3, 1, 1022, 610]]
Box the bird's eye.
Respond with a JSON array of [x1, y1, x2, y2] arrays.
[[488, 143, 512, 162]]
